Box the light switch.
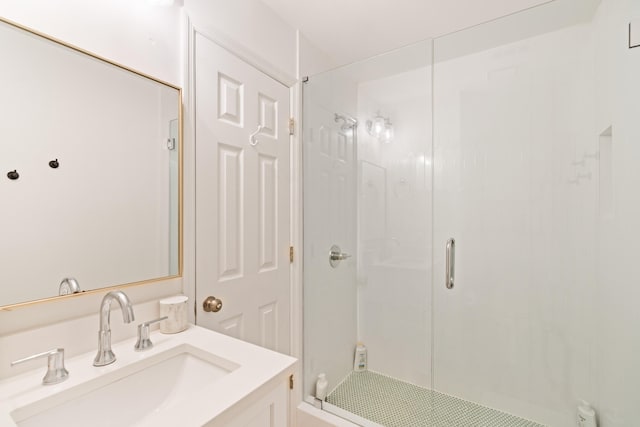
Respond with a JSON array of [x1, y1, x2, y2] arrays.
[[631, 19, 640, 48]]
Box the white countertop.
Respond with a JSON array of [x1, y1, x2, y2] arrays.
[[0, 325, 297, 426]]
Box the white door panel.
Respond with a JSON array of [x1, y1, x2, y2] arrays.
[[195, 33, 290, 354]]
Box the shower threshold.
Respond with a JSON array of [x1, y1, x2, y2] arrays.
[[325, 371, 544, 427]]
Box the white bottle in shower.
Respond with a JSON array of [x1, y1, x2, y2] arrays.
[[315, 373, 328, 401], [577, 401, 597, 427], [354, 342, 367, 371]]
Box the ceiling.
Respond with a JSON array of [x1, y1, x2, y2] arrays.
[[259, 0, 553, 66]]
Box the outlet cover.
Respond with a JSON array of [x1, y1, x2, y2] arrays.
[[631, 19, 640, 48]]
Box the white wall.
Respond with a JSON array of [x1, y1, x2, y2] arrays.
[[297, 32, 338, 78], [0, 0, 302, 88], [593, 0, 640, 426], [0, 0, 182, 86], [184, 0, 297, 84]]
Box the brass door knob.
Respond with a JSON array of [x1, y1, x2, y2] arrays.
[[203, 296, 223, 313]]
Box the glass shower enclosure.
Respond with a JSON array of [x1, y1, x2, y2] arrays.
[[303, 0, 640, 425]]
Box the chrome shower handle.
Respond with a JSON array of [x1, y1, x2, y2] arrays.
[[445, 238, 455, 289], [330, 251, 351, 261], [329, 245, 351, 268]]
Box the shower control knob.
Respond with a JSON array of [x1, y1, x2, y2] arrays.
[[329, 244, 351, 268], [203, 296, 223, 313]]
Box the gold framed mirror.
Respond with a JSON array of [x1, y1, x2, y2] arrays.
[[0, 17, 182, 310]]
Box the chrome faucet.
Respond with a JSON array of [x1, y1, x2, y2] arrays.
[[93, 290, 135, 367]]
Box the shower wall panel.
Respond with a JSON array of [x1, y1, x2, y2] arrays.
[[593, 0, 640, 425], [303, 71, 359, 399]]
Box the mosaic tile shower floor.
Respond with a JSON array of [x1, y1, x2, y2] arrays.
[[326, 371, 544, 427]]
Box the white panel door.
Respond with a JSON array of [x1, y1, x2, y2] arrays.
[[195, 33, 290, 354]]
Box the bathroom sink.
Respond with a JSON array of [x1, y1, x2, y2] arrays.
[[0, 325, 296, 427], [10, 344, 237, 427]]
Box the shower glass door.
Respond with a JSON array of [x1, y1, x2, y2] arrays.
[[432, 1, 601, 425], [302, 41, 434, 426]]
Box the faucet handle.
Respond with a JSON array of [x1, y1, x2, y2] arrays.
[[134, 316, 168, 352], [11, 348, 69, 385]]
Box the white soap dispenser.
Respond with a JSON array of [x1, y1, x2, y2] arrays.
[[315, 373, 328, 401], [577, 400, 597, 427]]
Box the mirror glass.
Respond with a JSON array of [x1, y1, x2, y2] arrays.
[[0, 18, 181, 307]]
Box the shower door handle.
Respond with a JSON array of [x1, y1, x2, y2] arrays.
[[445, 238, 455, 289]]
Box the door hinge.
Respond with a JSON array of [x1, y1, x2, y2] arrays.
[[289, 374, 294, 390], [289, 246, 294, 263], [289, 118, 295, 136]]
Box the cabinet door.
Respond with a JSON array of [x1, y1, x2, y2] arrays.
[[205, 380, 289, 427]]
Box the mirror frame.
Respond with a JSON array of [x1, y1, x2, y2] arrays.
[[0, 16, 183, 311]]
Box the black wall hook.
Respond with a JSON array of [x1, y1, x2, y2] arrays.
[[7, 170, 19, 180], [49, 159, 59, 169]]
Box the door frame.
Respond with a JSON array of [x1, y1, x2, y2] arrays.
[[182, 13, 304, 417]]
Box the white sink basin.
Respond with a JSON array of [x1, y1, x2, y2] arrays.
[[11, 344, 237, 427]]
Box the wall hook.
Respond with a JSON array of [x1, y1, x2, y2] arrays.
[[7, 170, 19, 180], [249, 125, 263, 147], [49, 159, 59, 169]]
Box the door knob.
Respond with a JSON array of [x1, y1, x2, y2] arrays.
[[203, 296, 223, 313]]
